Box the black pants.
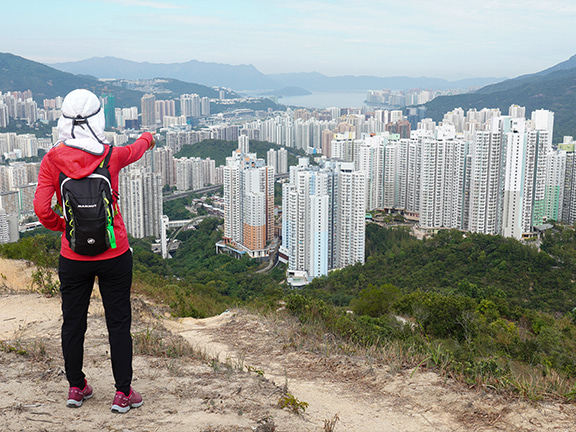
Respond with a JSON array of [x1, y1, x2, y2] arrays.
[[59, 249, 133, 395]]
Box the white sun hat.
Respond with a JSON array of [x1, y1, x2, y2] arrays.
[[57, 89, 109, 155]]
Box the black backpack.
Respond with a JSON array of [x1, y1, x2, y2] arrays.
[[59, 145, 118, 256]]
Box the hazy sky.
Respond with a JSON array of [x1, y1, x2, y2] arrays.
[[3, 0, 575, 80]]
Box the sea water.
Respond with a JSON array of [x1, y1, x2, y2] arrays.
[[278, 92, 368, 109]]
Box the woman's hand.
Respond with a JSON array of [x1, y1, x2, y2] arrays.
[[148, 133, 156, 151]]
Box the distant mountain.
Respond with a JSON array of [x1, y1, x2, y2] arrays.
[[267, 72, 504, 92], [50, 56, 504, 93], [0, 52, 145, 106], [50, 57, 280, 92], [423, 55, 576, 142]]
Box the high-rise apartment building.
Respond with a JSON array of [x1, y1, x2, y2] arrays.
[[180, 94, 201, 118], [101, 93, 116, 128], [354, 133, 385, 211], [154, 146, 176, 187], [331, 132, 355, 161], [281, 158, 365, 286], [468, 125, 505, 235], [175, 157, 205, 191], [419, 125, 468, 230], [499, 117, 549, 238], [203, 158, 216, 186], [267, 149, 277, 173], [0, 208, 10, 244], [218, 138, 275, 259], [239, 135, 250, 154], [141, 94, 156, 129], [155, 100, 176, 124], [334, 163, 367, 269], [380, 135, 421, 216], [201, 97, 210, 116], [562, 148, 576, 224], [0, 190, 18, 218], [17, 183, 36, 218], [277, 148, 288, 174], [544, 149, 566, 223], [119, 165, 163, 238], [0, 103, 9, 128]]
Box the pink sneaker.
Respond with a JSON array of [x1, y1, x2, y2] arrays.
[[66, 380, 93, 408], [111, 387, 143, 413]]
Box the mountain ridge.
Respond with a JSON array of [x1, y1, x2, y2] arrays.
[[49, 56, 280, 91], [49, 56, 505, 92], [423, 59, 576, 142]]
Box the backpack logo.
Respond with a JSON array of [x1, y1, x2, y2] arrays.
[[59, 145, 118, 256]]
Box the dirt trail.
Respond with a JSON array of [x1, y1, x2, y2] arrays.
[[1, 258, 575, 431]]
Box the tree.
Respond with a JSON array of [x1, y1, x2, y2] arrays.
[[351, 283, 400, 317]]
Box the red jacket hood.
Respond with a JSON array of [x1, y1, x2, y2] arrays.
[[47, 142, 110, 179]]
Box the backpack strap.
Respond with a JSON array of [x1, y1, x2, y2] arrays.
[[99, 144, 113, 169], [99, 145, 119, 204]]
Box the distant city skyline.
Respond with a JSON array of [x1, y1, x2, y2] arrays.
[[2, 1, 575, 80]]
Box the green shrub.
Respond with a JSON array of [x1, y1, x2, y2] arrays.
[[394, 291, 478, 340], [350, 283, 399, 317]]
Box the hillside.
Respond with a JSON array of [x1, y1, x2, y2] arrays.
[[423, 56, 576, 141], [7, 216, 576, 424], [174, 139, 303, 167], [0, 52, 145, 107], [1, 259, 574, 431], [0, 53, 237, 109], [104, 77, 231, 100], [156, 78, 224, 99]]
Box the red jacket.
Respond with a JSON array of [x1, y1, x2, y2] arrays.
[[33, 132, 154, 261]]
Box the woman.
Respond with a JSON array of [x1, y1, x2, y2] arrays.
[[33, 89, 155, 413]]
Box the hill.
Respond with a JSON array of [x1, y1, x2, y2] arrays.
[[0, 53, 238, 109], [423, 55, 576, 142], [104, 77, 232, 100], [2, 241, 576, 431], [174, 139, 303, 167], [3, 276, 571, 431], [8, 216, 576, 415], [0, 52, 145, 107], [155, 78, 224, 98]]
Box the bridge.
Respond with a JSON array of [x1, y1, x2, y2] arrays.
[[160, 215, 211, 259]]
